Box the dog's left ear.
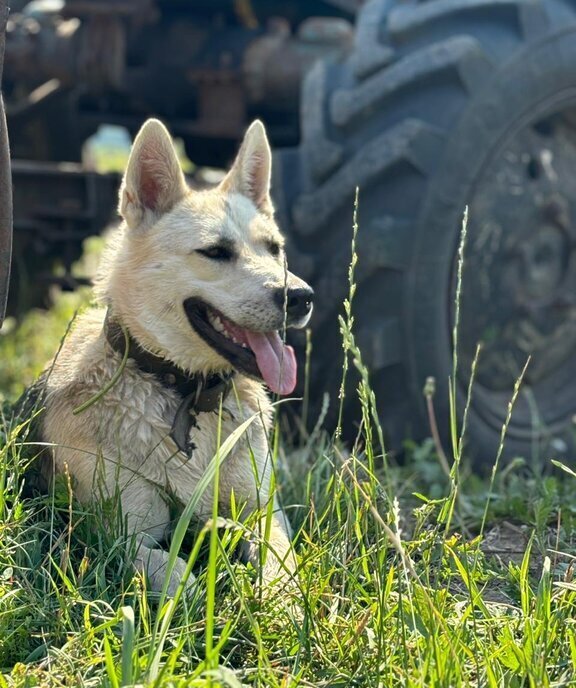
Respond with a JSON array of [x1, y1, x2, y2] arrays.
[[220, 120, 273, 215]]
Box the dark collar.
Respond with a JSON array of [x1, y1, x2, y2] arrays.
[[104, 312, 235, 455]]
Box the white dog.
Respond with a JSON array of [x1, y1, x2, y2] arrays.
[[39, 118, 314, 595]]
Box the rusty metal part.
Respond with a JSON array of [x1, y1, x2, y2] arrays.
[[76, 14, 125, 89], [9, 160, 117, 310], [234, 0, 258, 28], [4, 13, 79, 86], [322, 0, 365, 13], [0, 0, 12, 328], [0, 0, 359, 318], [12, 160, 118, 244], [62, 0, 155, 18], [4, 7, 125, 92], [180, 16, 351, 146], [243, 17, 352, 107], [4, 6, 351, 142], [7, 77, 62, 117]]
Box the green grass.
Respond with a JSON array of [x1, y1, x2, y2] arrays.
[[1, 203, 576, 686]]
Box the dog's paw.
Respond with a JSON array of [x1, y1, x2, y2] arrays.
[[259, 553, 298, 591], [135, 546, 196, 598], [257, 575, 304, 625], [253, 552, 304, 619], [163, 557, 197, 598]]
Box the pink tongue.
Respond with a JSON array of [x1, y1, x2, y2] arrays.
[[245, 330, 297, 395]]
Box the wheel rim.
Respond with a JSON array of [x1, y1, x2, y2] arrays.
[[453, 99, 576, 442]]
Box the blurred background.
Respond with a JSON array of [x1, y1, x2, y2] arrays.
[[2, 0, 576, 467]]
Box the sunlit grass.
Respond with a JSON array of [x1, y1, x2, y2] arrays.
[[1, 203, 575, 686]]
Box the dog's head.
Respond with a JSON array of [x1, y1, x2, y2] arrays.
[[101, 118, 313, 395]]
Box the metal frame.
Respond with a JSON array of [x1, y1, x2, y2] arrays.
[[0, 0, 11, 328]]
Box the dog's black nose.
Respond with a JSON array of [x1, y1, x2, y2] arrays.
[[274, 287, 314, 321]]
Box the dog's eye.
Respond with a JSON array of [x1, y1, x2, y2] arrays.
[[267, 242, 281, 258], [197, 245, 234, 261]]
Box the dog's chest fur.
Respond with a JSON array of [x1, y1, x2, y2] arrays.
[[42, 308, 274, 519]]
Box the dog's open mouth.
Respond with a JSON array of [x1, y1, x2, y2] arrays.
[[183, 298, 296, 395]]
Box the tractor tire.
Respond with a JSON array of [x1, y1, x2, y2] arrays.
[[273, 0, 576, 465]]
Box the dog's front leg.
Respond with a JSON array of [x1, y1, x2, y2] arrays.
[[50, 440, 196, 597], [117, 477, 197, 597]]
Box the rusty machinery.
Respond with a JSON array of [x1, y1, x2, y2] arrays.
[[5, 0, 576, 466], [3, 0, 354, 313]]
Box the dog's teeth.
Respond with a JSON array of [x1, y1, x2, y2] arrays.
[[207, 311, 245, 345], [211, 315, 225, 333]]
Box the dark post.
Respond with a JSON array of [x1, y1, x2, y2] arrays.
[[0, 0, 11, 328]]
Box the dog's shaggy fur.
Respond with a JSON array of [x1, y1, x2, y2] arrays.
[[39, 119, 313, 595]]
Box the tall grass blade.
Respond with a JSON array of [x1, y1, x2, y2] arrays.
[[121, 605, 135, 687]]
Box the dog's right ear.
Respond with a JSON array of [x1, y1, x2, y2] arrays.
[[119, 119, 188, 229]]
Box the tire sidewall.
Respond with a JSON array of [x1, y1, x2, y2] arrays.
[[407, 27, 576, 463]]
